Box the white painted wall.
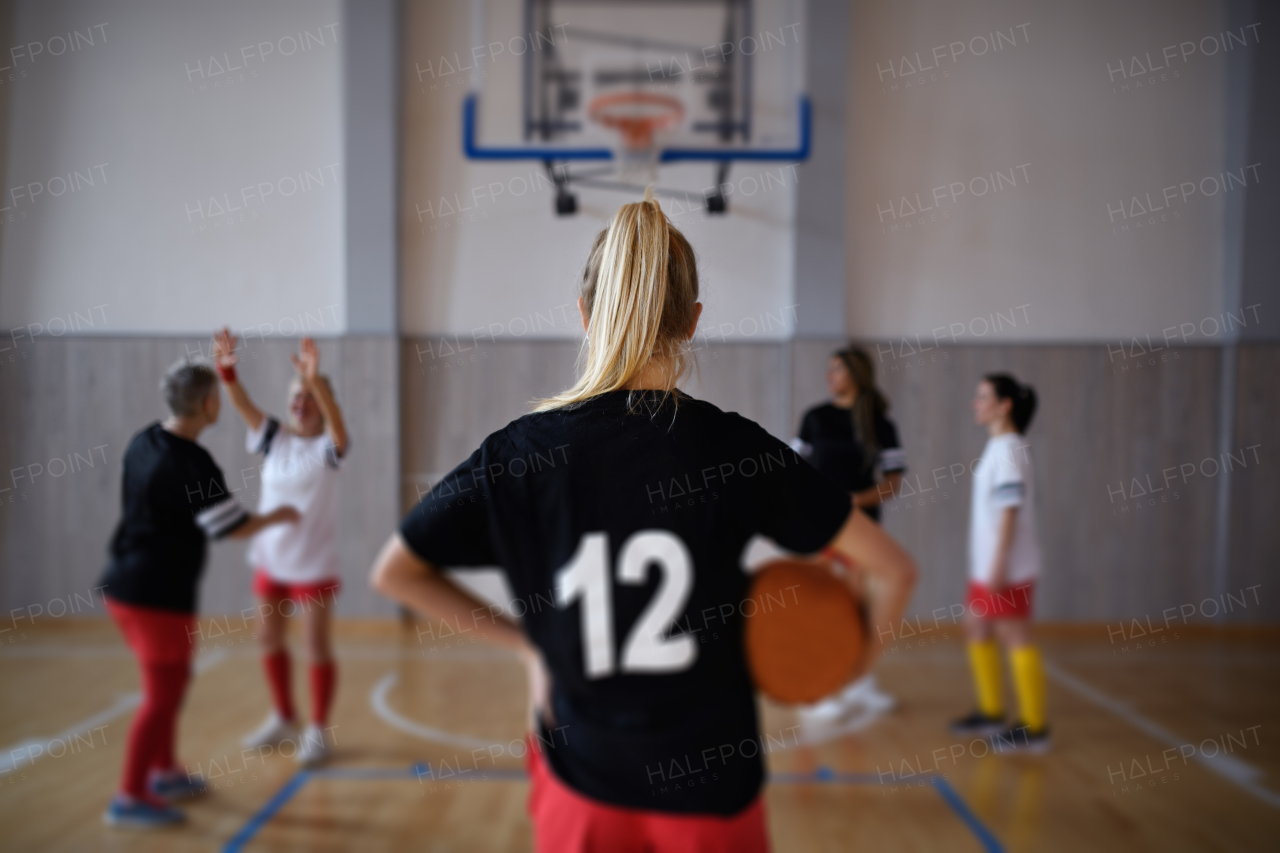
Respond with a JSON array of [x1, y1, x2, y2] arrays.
[[0, 0, 346, 336], [847, 0, 1248, 342], [400, 0, 804, 343]]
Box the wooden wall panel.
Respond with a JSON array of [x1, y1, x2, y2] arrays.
[[398, 338, 581, 512], [1, 337, 1273, 621], [398, 339, 795, 508], [1228, 345, 1280, 621], [855, 343, 1223, 622], [0, 336, 399, 618], [395, 339, 1265, 622]]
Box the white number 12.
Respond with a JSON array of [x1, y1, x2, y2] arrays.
[[555, 530, 697, 679]]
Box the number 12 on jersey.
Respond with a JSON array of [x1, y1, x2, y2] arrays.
[[555, 530, 697, 679]]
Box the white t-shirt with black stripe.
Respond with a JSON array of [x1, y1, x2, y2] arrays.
[[247, 418, 342, 583], [968, 433, 1042, 587]]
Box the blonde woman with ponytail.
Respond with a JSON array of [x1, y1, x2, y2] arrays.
[[371, 195, 916, 852]]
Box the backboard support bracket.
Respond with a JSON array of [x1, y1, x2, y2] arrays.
[[462, 94, 810, 215]]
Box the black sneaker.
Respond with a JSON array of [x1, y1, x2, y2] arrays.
[[949, 710, 1006, 736], [989, 722, 1051, 755]]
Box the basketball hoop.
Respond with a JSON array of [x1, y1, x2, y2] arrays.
[[587, 91, 684, 184]]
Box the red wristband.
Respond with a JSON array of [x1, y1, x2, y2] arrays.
[[822, 547, 856, 572], [217, 364, 237, 383]]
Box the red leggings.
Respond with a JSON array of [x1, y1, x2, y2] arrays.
[[106, 597, 194, 801]]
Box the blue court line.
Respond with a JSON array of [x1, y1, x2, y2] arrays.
[[770, 768, 882, 785], [222, 770, 312, 853], [222, 763, 1002, 852], [931, 775, 1006, 853]]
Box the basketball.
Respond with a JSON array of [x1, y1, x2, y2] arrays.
[[744, 559, 866, 705]]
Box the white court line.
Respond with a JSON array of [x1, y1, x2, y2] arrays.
[[1044, 659, 1280, 809], [0, 647, 133, 658], [369, 671, 502, 751], [877, 648, 1280, 667], [0, 645, 516, 663], [0, 650, 229, 775], [369, 668, 845, 756]]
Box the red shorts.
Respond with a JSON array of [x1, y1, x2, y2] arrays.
[[105, 597, 195, 665], [967, 581, 1035, 619], [526, 736, 769, 853], [252, 570, 341, 607]]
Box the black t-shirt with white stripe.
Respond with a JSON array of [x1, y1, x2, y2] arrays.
[[399, 391, 851, 816], [100, 423, 248, 613], [796, 403, 906, 521]]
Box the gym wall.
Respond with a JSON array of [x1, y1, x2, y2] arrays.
[[0, 0, 1275, 623], [398, 0, 803, 346], [0, 0, 401, 618], [397, 0, 1278, 622]]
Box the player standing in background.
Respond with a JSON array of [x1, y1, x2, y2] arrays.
[[951, 373, 1050, 753], [213, 330, 349, 768], [100, 360, 299, 828], [370, 196, 917, 852], [791, 346, 907, 720]]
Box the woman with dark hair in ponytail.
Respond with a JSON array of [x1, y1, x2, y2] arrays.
[[951, 373, 1049, 753], [790, 345, 908, 722]]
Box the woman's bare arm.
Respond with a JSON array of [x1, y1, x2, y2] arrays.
[[213, 328, 265, 431], [826, 509, 918, 671], [223, 506, 300, 539], [853, 471, 904, 509], [370, 534, 550, 723], [291, 338, 348, 456]]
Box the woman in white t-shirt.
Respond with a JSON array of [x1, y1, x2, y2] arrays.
[[213, 329, 347, 767], [951, 373, 1049, 753]]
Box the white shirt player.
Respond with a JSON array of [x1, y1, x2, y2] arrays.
[[247, 418, 342, 583], [969, 433, 1041, 587]]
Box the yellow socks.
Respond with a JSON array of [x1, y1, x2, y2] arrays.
[[967, 640, 1004, 718], [1009, 645, 1047, 732]]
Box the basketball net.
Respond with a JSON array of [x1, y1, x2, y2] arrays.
[[588, 92, 684, 188]]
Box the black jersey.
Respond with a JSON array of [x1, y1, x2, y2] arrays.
[[796, 403, 906, 521], [100, 423, 249, 613], [399, 391, 851, 815]]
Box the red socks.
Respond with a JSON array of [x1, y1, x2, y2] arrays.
[[121, 661, 191, 801], [263, 651, 335, 726], [263, 650, 296, 721], [310, 662, 336, 727]]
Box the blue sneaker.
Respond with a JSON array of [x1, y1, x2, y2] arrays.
[[150, 770, 209, 801], [103, 796, 185, 828]]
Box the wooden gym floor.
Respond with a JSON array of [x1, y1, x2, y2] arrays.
[[1, 619, 1277, 852]]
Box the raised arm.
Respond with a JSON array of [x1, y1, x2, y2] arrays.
[[291, 338, 348, 457], [826, 509, 918, 672], [213, 328, 265, 431]]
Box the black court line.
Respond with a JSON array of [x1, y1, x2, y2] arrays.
[[223, 764, 1003, 852]]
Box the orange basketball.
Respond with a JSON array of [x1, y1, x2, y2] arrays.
[[744, 558, 865, 704]]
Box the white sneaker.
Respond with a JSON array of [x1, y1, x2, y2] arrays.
[[242, 711, 300, 749], [841, 674, 897, 713], [797, 695, 847, 722], [295, 725, 330, 768]]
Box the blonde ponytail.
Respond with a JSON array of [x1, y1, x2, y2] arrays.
[[535, 195, 700, 411]]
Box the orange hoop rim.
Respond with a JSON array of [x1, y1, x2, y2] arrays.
[[587, 91, 685, 150]]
